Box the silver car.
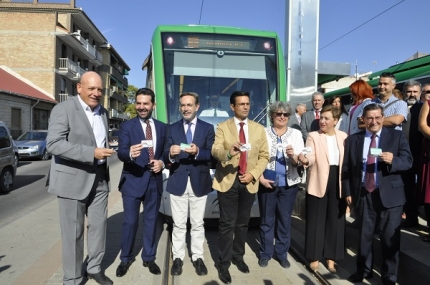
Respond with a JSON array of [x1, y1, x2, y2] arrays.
[[0, 121, 17, 192], [15, 130, 50, 160]]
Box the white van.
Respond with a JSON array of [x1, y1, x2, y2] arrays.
[[0, 121, 17, 192]]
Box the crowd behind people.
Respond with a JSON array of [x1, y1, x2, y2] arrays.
[[46, 71, 430, 285]]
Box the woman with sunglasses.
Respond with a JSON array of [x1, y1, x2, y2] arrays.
[[297, 105, 349, 273], [257, 101, 304, 269]]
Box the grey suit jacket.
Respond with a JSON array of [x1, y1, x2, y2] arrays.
[[47, 96, 110, 200], [287, 113, 301, 131], [300, 110, 319, 141]]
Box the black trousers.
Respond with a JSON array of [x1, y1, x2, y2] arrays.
[[217, 176, 256, 269], [356, 188, 402, 283], [305, 165, 346, 261]]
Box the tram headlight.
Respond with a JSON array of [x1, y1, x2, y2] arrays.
[[166, 36, 175, 45], [263, 42, 272, 50]]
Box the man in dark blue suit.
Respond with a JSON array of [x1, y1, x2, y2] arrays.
[[342, 103, 412, 285], [115, 88, 167, 276], [164, 92, 215, 276]]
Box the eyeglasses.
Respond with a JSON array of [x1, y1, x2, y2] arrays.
[[275, 112, 290, 117], [422, 90, 430, 94]]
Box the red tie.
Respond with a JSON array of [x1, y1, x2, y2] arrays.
[[365, 134, 377, 192], [315, 110, 320, 119], [239, 122, 247, 175], [145, 120, 154, 160]]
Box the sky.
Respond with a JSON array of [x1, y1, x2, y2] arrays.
[[65, 0, 430, 87]]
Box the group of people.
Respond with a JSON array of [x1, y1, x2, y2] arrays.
[[45, 71, 430, 285]]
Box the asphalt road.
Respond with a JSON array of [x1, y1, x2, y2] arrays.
[[0, 153, 120, 228]]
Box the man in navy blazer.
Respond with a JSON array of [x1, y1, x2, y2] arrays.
[[115, 88, 167, 277], [342, 103, 412, 285], [164, 92, 215, 276]]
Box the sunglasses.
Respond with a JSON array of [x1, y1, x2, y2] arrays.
[[422, 90, 430, 94], [275, 112, 290, 117]]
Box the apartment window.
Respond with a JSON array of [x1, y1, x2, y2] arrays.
[[61, 77, 66, 94], [61, 44, 67, 58]]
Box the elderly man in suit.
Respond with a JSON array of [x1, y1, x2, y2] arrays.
[[212, 91, 269, 284], [164, 92, 215, 276], [115, 88, 167, 277], [47, 71, 115, 285], [342, 103, 412, 285], [287, 103, 306, 131], [300, 92, 324, 141]]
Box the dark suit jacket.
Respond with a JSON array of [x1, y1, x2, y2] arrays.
[[300, 110, 319, 141], [287, 113, 301, 131], [342, 127, 412, 208], [117, 117, 167, 198], [163, 118, 215, 197]]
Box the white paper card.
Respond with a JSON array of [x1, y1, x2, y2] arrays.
[[180, 143, 191, 150], [240, 143, 251, 152], [370, 148, 382, 157], [302, 147, 312, 154], [141, 140, 153, 147]]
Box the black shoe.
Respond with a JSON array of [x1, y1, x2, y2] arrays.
[[192, 258, 208, 276], [116, 260, 134, 277], [258, 258, 268, 267], [171, 258, 183, 275], [279, 259, 290, 268], [143, 260, 161, 275], [217, 266, 232, 284], [348, 272, 373, 283], [232, 260, 250, 273], [86, 271, 113, 285]]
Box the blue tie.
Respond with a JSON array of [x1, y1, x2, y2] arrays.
[[186, 121, 192, 144]]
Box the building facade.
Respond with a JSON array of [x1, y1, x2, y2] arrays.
[[0, 0, 130, 129]]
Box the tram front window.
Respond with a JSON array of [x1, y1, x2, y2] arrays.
[[161, 33, 278, 126]]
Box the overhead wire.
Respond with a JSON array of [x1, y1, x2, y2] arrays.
[[198, 0, 205, 25], [319, 0, 405, 51]]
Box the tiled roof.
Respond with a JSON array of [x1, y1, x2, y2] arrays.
[[0, 66, 57, 103]]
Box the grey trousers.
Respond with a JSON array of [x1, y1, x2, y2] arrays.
[[58, 165, 109, 285]]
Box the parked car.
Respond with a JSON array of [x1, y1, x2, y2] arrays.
[[0, 121, 17, 192], [108, 128, 120, 150], [15, 130, 50, 160], [12, 140, 19, 167]]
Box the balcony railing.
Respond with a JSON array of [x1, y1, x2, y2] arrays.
[[110, 108, 129, 120], [58, 58, 86, 80], [58, 93, 73, 103], [72, 33, 103, 63]]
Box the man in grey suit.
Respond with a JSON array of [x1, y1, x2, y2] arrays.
[[287, 103, 306, 131], [300, 92, 324, 141], [47, 71, 115, 285]]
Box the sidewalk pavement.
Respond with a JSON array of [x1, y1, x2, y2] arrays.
[[0, 160, 316, 285], [291, 190, 430, 285]]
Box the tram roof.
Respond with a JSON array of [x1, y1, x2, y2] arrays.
[[152, 24, 280, 38]]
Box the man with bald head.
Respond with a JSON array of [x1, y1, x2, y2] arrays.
[[47, 71, 115, 285]]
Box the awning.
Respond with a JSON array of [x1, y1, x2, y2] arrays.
[[368, 55, 430, 80], [325, 64, 430, 98]]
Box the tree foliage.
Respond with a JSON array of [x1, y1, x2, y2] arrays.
[[123, 84, 138, 118]]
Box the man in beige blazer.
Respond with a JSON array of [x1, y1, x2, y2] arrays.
[[212, 91, 269, 284]]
